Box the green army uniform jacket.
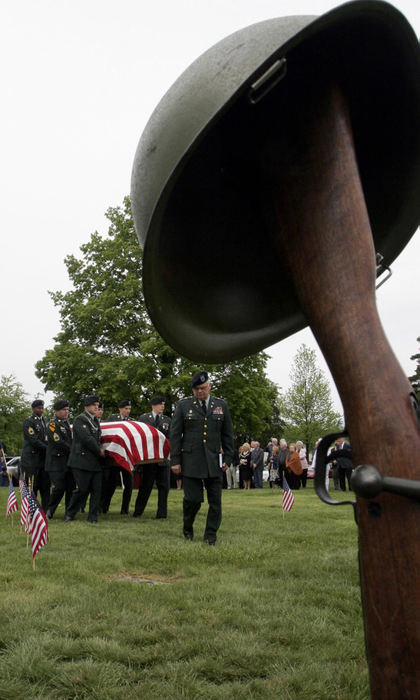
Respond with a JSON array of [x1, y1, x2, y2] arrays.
[[170, 396, 234, 479], [67, 411, 103, 473], [139, 412, 171, 466], [21, 413, 48, 474], [106, 414, 129, 422], [45, 418, 72, 473], [138, 412, 171, 437]]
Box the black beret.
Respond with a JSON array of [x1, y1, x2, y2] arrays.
[[31, 400, 44, 408], [84, 395, 100, 406], [191, 371, 208, 387], [151, 396, 165, 405], [118, 399, 131, 408], [98, 401, 104, 409], [54, 400, 69, 411]]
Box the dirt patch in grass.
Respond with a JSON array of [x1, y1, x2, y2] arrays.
[[106, 571, 180, 585]]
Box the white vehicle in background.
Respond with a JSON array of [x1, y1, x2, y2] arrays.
[[6, 456, 21, 485]]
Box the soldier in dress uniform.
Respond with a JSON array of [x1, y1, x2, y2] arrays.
[[170, 371, 234, 545], [133, 396, 171, 519], [101, 400, 133, 515], [21, 399, 50, 510], [65, 395, 105, 523], [45, 400, 74, 520]]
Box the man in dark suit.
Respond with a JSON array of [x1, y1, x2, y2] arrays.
[[65, 395, 105, 523], [45, 400, 74, 519], [133, 396, 171, 519], [333, 437, 353, 491], [21, 399, 50, 510], [251, 440, 264, 488], [170, 371, 234, 545], [102, 400, 133, 515]]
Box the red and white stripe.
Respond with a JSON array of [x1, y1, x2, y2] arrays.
[[100, 421, 170, 473], [6, 485, 18, 517], [20, 495, 29, 530], [31, 507, 48, 558]]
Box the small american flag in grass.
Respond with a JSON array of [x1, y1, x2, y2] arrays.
[[282, 475, 295, 512], [6, 479, 18, 517], [29, 492, 48, 558], [19, 475, 30, 530]]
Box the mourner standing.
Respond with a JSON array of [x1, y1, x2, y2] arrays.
[[170, 371, 234, 545], [133, 396, 171, 519], [45, 400, 74, 519], [65, 395, 105, 523], [102, 400, 133, 515], [21, 399, 50, 510]]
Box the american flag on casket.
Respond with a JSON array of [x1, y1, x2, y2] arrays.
[[100, 421, 170, 473]]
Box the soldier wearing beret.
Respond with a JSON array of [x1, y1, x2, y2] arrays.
[[45, 400, 74, 520], [65, 395, 105, 523], [101, 400, 133, 515], [21, 399, 50, 510], [133, 396, 171, 519], [170, 371, 234, 545]]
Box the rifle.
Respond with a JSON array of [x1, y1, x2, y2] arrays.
[[131, 3, 420, 695]]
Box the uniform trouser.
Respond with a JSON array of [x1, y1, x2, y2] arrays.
[[67, 469, 102, 520], [120, 468, 133, 513], [253, 467, 263, 489], [183, 474, 222, 542], [47, 469, 75, 515], [25, 467, 50, 511], [101, 467, 133, 513], [100, 467, 117, 513], [226, 464, 237, 489], [134, 463, 170, 517], [301, 468, 308, 488]]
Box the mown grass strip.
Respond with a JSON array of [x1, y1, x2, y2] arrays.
[[0, 483, 368, 699]]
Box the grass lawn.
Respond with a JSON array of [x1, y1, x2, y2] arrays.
[[0, 482, 369, 699]]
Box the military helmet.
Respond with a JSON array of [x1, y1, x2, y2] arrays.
[[131, 0, 420, 362]]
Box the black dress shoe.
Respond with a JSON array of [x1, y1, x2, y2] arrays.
[[156, 514, 167, 519], [132, 513, 142, 518], [87, 518, 98, 523], [64, 515, 74, 523], [183, 530, 193, 541], [120, 510, 129, 515], [204, 539, 216, 546]]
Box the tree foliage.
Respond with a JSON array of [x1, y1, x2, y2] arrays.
[[280, 344, 343, 454], [409, 336, 420, 400], [36, 197, 281, 441], [0, 375, 31, 455]]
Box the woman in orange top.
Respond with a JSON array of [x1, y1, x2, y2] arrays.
[[285, 443, 302, 490]]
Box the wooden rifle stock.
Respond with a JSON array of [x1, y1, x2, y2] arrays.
[[259, 78, 420, 698]]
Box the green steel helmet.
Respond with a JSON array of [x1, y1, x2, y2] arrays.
[[131, 0, 420, 363]]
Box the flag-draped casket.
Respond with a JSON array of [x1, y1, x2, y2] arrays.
[[100, 421, 170, 473]]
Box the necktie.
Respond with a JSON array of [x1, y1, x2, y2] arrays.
[[201, 400, 207, 415], [154, 414, 159, 427]]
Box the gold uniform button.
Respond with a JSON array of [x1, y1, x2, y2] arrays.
[[203, 432, 207, 436], [203, 439, 207, 443]]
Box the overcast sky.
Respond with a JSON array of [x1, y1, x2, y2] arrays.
[[1, 0, 419, 412]]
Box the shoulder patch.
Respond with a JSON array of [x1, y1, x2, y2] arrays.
[[49, 422, 56, 432]]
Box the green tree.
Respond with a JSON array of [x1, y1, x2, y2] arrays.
[[36, 197, 281, 440], [409, 337, 420, 399], [0, 375, 31, 454], [280, 344, 343, 454]]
